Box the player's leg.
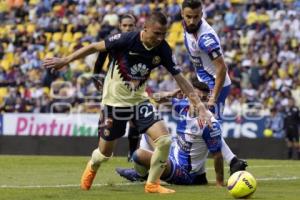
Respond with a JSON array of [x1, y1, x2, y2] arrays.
[[296, 130, 300, 159], [144, 121, 175, 193], [127, 121, 140, 162], [116, 148, 152, 182], [285, 128, 294, 159], [213, 86, 248, 174], [81, 138, 116, 190], [292, 129, 300, 159], [221, 138, 248, 174], [213, 85, 231, 122], [116, 134, 153, 182], [133, 101, 175, 193], [116, 134, 152, 181], [81, 106, 128, 190], [116, 134, 173, 182]]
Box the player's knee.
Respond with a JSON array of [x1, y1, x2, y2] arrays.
[[91, 148, 111, 165], [154, 135, 172, 151], [131, 150, 141, 164]]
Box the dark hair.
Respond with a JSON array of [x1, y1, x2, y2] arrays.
[[119, 14, 137, 24], [146, 11, 167, 26], [190, 76, 210, 93], [182, 0, 202, 9]]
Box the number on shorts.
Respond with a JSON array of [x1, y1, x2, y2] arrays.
[[140, 105, 153, 118]]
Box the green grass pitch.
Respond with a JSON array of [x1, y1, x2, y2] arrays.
[[0, 156, 299, 200]]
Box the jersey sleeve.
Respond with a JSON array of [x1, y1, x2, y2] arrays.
[[198, 33, 222, 60], [202, 121, 222, 153], [104, 32, 130, 51], [93, 52, 108, 74], [160, 42, 181, 76]]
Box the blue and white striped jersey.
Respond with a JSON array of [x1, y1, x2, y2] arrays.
[[170, 98, 222, 173], [184, 18, 231, 89]]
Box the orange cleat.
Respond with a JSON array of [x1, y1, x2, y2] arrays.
[[144, 182, 175, 194], [80, 161, 97, 190]]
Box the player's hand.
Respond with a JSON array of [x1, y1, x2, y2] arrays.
[[207, 96, 216, 110], [92, 76, 103, 91], [171, 88, 182, 98], [43, 57, 68, 72], [197, 103, 213, 128]]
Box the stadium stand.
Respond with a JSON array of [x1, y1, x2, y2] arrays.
[[0, 0, 299, 118]]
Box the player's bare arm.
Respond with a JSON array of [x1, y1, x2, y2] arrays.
[[151, 88, 181, 103], [43, 41, 106, 71], [212, 151, 224, 187], [209, 56, 227, 108], [173, 73, 212, 126]]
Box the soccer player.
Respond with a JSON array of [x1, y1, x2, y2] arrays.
[[43, 12, 212, 194], [181, 0, 247, 172], [92, 14, 140, 162], [116, 78, 247, 186], [283, 97, 300, 159], [181, 0, 231, 122]]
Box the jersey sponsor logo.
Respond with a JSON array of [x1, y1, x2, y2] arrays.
[[177, 134, 192, 152], [189, 55, 203, 67], [152, 56, 161, 65], [108, 33, 121, 42], [128, 51, 140, 56], [202, 35, 216, 47], [131, 63, 149, 76]]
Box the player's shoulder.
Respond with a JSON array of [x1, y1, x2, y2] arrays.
[[158, 39, 172, 51], [199, 19, 216, 35], [172, 97, 189, 105], [198, 22, 221, 52], [107, 31, 139, 42]]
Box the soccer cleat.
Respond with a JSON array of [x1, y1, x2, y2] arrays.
[[230, 158, 248, 175], [145, 182, 175, 194], [80, 161, 97, 190], [115, 168, 147, 182]]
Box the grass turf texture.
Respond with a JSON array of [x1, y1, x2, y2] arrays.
[[0, 156, 299, 200]]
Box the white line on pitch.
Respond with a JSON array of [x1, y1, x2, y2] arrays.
[[0, 182, 143, 189], [0, 176, 299, 189], [206, 164, 300, 170]]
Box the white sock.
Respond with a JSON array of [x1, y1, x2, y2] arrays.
[[221, 138, 236, 165]]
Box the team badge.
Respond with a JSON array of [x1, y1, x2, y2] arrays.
[[104, 129, 110, 137], [152, 56, 161, 65]]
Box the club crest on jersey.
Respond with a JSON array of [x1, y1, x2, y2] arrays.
[[190, 125, 199, 133], [152, 56, 161, 65], [104, 129, 110, 137], [131, 63, 149, 76]]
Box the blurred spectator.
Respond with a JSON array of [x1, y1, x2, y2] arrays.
[[0, 0, 298, 117], [265, 107, 284, 138]]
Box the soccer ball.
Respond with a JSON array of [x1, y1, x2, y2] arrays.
[[263, 128, 273, 137], [227, 171, 257, 199]]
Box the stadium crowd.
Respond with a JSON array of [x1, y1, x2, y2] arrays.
[[0, 0, 299, 118]]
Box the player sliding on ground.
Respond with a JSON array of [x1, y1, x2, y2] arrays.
[[116, 78, 247, 185], [43, 12, 212, 194]]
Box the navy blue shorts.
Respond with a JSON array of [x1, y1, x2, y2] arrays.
[[99, 101, 162, 141]]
